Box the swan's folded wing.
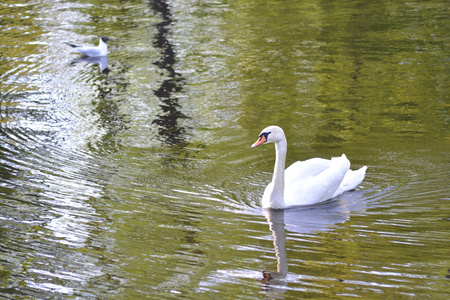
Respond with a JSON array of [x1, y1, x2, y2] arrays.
[[284, 156, 350, 206]]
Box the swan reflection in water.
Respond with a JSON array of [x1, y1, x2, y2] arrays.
[[259, 191, 366, 296], [70, 55, 109, 73]]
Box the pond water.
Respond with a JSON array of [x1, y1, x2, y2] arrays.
[[0, 0, 449, 299]]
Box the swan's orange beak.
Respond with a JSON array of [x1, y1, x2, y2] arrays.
[[251, 135, 266, 148]]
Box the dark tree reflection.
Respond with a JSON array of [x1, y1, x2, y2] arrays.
[[149, 0, 187, 146]]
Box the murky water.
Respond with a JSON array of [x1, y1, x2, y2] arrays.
[[1, 0, 449, 299]]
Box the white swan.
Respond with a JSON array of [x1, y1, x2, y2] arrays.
[[252, 125, 367, 209], [64, 36, 110, 57]]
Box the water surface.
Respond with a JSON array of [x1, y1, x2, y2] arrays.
[[0, 0, 449, 299]]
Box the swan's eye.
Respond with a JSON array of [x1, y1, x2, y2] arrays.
[[252, 131, 270, 148], [259, 132, 270, 143]]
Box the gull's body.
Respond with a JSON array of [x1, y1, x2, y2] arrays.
[[64, 36, 110, 57]]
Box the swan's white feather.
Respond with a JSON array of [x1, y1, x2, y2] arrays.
[[332, 165, 367, 198]]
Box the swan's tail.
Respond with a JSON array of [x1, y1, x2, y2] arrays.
[[333, 166, 367, 198]]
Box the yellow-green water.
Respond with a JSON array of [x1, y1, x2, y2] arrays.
[[0, 0, 448, 298]]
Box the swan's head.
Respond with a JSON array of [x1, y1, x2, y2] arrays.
[[251, 125, 285, 148]]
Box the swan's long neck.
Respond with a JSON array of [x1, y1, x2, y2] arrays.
[[270, 138, 287, 208]]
